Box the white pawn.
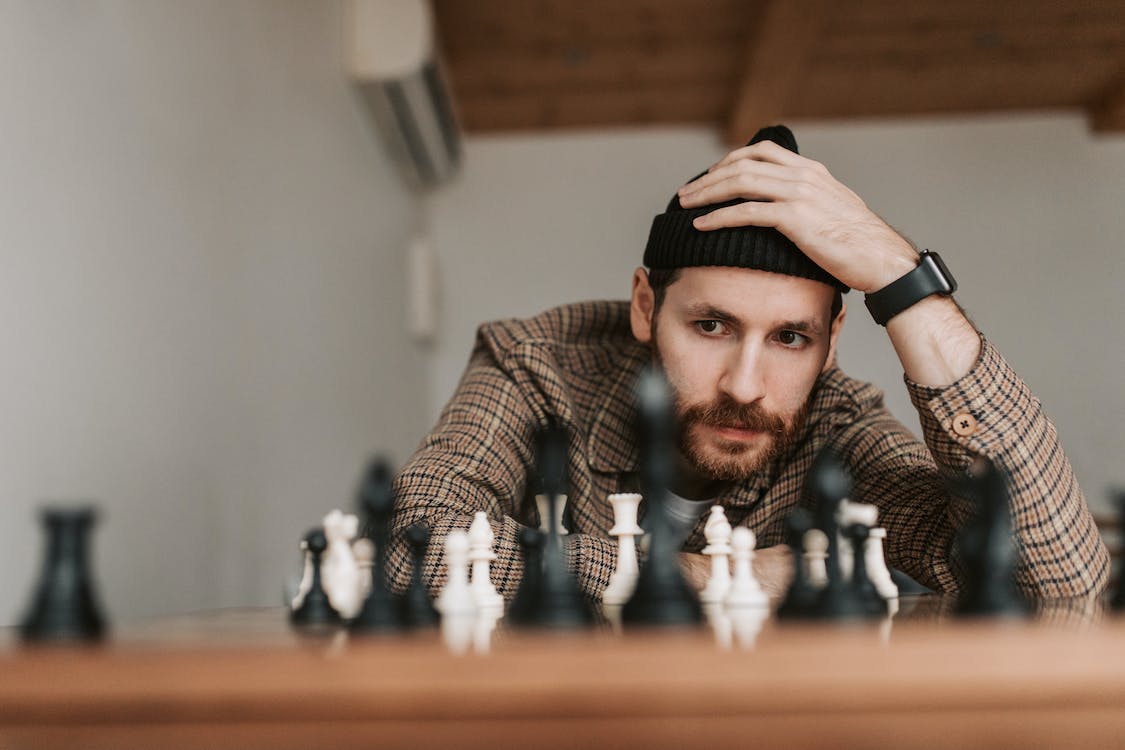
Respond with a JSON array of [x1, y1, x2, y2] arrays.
[[700, 506, 733, 607], [352, 537, 375, 602], [535, 494, 569, 535], [436, 530, 476, 655], [725, 526, 768, 609], [602, 493, 644, 623], [803, 528, 830, 589], [321, 510, 363, 618], [468, 511, 504, 616]]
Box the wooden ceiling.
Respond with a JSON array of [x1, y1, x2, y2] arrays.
[[432, 0, 1125, 142]]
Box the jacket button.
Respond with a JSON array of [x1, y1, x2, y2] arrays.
[[952, 412, 978, 437]]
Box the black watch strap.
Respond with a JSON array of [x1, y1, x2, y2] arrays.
[[864, 250, 957, 326]]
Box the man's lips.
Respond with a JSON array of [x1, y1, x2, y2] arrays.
[[707, 424, 764, 441]]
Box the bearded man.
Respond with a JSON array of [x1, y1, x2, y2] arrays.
[[387, 126, 1109, 602]]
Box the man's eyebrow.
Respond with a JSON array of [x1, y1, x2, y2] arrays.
[[684, 303, 738, 321], [778, 319, 824, 336]]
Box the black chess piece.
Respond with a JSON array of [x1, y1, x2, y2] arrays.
[[845, 523, 888, 619], [1111, 491, 1125, 612], [507, 527, 546, 625], [351, 458, 406, 633], [805, 448, 867, 621], [396, 524, 439, 628], [777, 508, 819, 620], [512, 425, 594, 629], [953, 457, 1029, 618], [290, 528, 342, 630], [622, 366, 703, 627], [20, 506, 108, 643]]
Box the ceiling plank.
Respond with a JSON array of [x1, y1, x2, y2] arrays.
[[1090, 72, 1125, 132], [725, 0, 834, 145]]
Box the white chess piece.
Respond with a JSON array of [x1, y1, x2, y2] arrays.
[[601, 493, 644, 624], [803, 528, 830, 589], [700, 506, 733, 607], [352, 537, 375, 602], [866, 527, 899, 616], [836, 500, 878, 579], [728, 605, 769, 650], [321, 510, 363, 618], [437, 530, 477, 655], [290, 539, 312, 609], [535, 494, 569, 535], [725, 527, 768, 609], [468, 511, 504, 616]]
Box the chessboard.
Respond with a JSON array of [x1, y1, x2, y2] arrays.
[[1, 598, 1124, 750]]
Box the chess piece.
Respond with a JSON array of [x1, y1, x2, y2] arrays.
[[865, 527, 900, 616], [291, 538, 313, 609], [836, 500, 878, 579], [535, 494, 569, 536], [469, 512, 504, 616], [804, 528, 830, 588], [396, 525, 439, 628], [352, 537, 375, 602], [777, 509, 820, 620], [602, 493, 644, 624], [724, 527, 768, 609], [845, 523, 888, 619], [350, 458, 405, 633], [20, 506, 108, 642], [321, 510, 363, 619], [521, 425, 594, 628], [290, 528, 343, 631], [436, 530, 476, 654], [806, 448, 867, 621], [623, 366, 703, 627], [1112, 491, 1125, 612], [700, 506, 734, 607], [953, 457, 1029, 618], [508, 528, 546, 625]]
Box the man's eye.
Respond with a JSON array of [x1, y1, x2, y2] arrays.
[[778, 330, 808, 348], [695, 320, 727, 336]]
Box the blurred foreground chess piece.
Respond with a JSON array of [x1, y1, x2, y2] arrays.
[[351, 458, 406, 633], [20, 506, 107, 643], [622, 366, 703, 627], [1110, 490, 1125, 612], [290, 528, 342, 632], [397, 524, 439, 628], [510, 425, 594, 629], [805, 448, 870, 621], [953, 457, 1028, 619], [777, 509, 819, 620]]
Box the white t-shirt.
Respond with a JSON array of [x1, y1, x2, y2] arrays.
[[663, 491, 713, 532]]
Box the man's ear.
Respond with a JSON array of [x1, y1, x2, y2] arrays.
[[630, 267, 655, 344], [823, 302, 847, 372]]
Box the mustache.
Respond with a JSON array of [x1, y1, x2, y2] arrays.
[[678, 397, 787, 434]]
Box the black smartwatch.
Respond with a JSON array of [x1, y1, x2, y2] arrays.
[[864, 250, 957, 326]]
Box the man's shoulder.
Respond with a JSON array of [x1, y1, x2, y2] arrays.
[[476, 300, 641, 367], [810, 363, 889, 426]]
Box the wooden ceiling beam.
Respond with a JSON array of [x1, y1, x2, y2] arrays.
[[1089, 71, 1125, 132], [725, 0, 834, 145]]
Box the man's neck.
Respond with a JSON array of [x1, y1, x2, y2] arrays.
[[669, 454, 726, 501]]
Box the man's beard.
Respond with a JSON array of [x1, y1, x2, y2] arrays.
[[673, 390, 810, 482]]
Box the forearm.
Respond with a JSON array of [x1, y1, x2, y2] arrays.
[[885, 294, 981, 387]]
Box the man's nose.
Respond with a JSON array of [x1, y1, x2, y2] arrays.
[[719, 342, 767, 405]]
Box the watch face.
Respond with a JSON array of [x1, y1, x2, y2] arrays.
[[924, 252, 957, 294]]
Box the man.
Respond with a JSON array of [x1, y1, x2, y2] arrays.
[[388, 125, 1109, 602]]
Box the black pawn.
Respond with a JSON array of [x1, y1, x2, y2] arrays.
[[290, 528, 342, 630], [396, 525, 439, 628], [953, 457, 1028, 618], [507, 528, 546, 625], [622, 366, 703, 627], [845, 523, 888, 619], [20, 506, 108, 643], [777, 509, 819, 620], [806, 449, 866, 621], [351, 458, 405, 633]]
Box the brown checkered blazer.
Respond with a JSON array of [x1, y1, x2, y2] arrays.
[[389, 300, 1108, 600]]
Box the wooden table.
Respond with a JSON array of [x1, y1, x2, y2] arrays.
[[1, 599, 1122, 750]]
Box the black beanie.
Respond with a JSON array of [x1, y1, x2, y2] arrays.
[[642, 125, 849, 293]]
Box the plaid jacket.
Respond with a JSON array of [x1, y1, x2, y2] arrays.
[[390, 300, 1108, 600]]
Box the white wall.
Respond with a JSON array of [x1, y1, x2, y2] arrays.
[[426, 115, 1125, 513], [0, 1, 428, 624]]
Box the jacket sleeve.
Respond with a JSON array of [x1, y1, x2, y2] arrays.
[[838, 337, 1109, 598], [389, 340, 617, 602]]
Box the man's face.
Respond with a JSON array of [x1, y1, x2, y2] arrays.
[[630, 266, 843, 482]]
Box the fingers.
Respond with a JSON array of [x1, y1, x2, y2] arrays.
[[711, 139, 810, 172], [678, 160, 795, 207], [691, 201, 783, 231]]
